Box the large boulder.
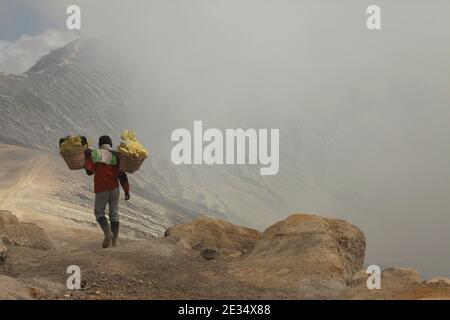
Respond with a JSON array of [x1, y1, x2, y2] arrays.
[[165, 215, 260, 259], [347, 267, 422, 296], [0, 210, 52, 250], [229, 214, 366, 295], [0, 275, 34, 300], [381, 267, 421, 286], [0, 275, 65, 300], [427, 277, 450, 287]]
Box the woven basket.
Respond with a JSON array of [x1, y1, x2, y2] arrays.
[[118, 153, 147, 173], [60, 146, 86, 170]]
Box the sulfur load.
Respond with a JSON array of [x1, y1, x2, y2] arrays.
[[117, 130, 148, 173], [60, 136, 83, 153], [59, 135, 89, 170], [118, 130, 148, 159]]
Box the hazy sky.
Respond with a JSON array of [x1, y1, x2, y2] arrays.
[[1, 1, 450, 278]]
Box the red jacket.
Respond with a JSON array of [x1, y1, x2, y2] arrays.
[[85, 155, 129, 194]]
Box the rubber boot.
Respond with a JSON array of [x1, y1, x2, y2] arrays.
[[111, 221, 119, 247], [97, 216, 112, 248]]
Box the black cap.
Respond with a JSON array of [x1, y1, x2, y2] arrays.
[[99, 135, 112, 147]]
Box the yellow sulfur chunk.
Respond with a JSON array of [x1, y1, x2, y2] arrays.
[[60, 136, 83, 153], [118, 130, 148, 159]]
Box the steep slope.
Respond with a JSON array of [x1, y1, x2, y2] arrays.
[[0, 39, 198, 235], [0, 144, 189, 238], [0, 38, 290, 232], [0, 39, 127, 150]]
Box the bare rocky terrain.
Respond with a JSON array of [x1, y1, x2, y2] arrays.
[[0, 143, 449, 299], [1, 207, 450, 300], [0, 144, 187, 238]]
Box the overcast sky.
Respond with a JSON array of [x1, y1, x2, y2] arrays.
[[1, 0, 450, 278], [0, 0, 79, 73]]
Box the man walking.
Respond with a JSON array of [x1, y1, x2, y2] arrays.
[[85, 135, 130, 248]]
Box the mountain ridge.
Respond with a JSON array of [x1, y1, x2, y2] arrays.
[[0, 38, 288, 231]]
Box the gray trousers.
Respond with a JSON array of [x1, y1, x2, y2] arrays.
[[94, 188, 120, 222]]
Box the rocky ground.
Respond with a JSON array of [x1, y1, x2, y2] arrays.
[[1, 210, 450, 300], [0, 143, 449, 300]]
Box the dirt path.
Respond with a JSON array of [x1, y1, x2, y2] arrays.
[[0, 144, 53, 215], [0, 145, 96, 246], [0, 144, 46, 210], [1, 232, 293, 300]]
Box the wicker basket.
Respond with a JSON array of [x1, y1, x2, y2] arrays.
[[60, 146, 86, 170], [118, 153, 147, 173]]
